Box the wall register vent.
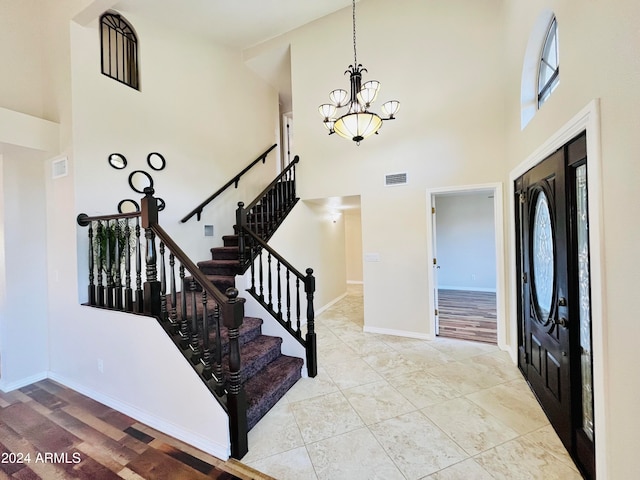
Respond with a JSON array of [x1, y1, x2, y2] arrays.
[[384, 172, 408, 186], [52, 157, 68, 179]]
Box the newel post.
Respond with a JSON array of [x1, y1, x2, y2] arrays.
[[304, 268, 318, 377], [236, 202, 246, 268], [141, 187, 161, 316], [222, 287, 248, 459]]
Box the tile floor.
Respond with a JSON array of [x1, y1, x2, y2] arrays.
[[242, 285, 583, 480]]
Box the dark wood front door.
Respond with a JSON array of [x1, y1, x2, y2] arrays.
[[515, 132, 595, 479]]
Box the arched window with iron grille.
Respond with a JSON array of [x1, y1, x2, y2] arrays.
[[100, 12, 139, 90]]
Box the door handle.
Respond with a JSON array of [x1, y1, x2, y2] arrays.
[[555, 316, 569, 328]]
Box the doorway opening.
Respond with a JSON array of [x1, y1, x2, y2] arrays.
[[427, 184, 505, 347]]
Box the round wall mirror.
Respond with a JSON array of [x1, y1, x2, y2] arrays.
[[117, 199, 140, 214], [147, 152, 166, 171], [128, 170, 154, 194], [108, 153, 127, 170]]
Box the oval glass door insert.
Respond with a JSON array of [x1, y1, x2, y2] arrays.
[[532, 191, 554, 321]]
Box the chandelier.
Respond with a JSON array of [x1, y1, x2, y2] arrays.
[[318, 0, 400, 145]]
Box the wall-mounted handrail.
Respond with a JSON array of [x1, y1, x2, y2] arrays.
[[180, 144, 277, 223]]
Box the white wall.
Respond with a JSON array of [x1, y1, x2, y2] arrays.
[[43, 1, 280, 459], [0, 148, 49, 390], [434, 193, 496, 291], [259, 0, 507, 338], [267, 200, 347, 312], [344, 210, 363, 283], [503, 1, 640, 478]]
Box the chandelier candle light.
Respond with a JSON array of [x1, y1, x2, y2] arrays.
[[318, 0, 400, 145]]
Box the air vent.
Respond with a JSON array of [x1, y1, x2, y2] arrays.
[[52, 157, 68, 179], [384, 172, 408, 186]]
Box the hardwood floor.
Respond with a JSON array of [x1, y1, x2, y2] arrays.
[[437, 289, 497, 344], [0, 379, 274, 480]]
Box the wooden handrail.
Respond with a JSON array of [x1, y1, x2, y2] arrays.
[[77, 211, 141, 226], [245, 155, 299, 212], [181, 144, 277, 223]]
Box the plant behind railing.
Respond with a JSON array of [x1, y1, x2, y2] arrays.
[[77, 188, 249, 458]]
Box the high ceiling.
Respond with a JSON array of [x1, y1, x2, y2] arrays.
[[113, 0, 356, 49]]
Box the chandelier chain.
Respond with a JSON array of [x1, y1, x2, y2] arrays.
[[352, 0, 357, 66]]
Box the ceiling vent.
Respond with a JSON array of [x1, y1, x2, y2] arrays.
[[384, 172, 408, 187], [52, 157, 68, 179]]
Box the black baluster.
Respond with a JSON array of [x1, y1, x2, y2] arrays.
[[124, 220, 133, 311], [286, 269, 291, 329], [236, 202, 245, 268], [258, 249, 264, 301], [277, 260, 282, 320], [105, 219, 114, 308], [169, 253, 178, 332], [200, 290, 212, 379], [114, 220, 123, 310], [189, 280, 201, 364], [267, 252, 272, 308], [159, 242, 167, 322], [296, 277, 301, 335], [179, 264, 189, 348], [249, 241, 256, 294], [135, 218, 143, 312], [305, 268, 317, 377], [88, 222, 96, 305], [96, 221, 105, 307], [212, 303, 224, 396]]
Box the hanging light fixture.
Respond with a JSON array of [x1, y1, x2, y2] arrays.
[[318, 0, 400, 145]]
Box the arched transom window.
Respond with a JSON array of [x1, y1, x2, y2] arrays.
[[537, 17, 559, 107], [100, 12, 139, 90]]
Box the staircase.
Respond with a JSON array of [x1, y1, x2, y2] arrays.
[[194, 233, 304, 430], [77, 147, 315, 459]]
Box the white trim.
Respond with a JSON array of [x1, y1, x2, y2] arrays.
[[346, 280, 364, 285], [508, 98, 606, 479], [363, 325, 433, 341], [0, 371, 47, 393], [438, 286, 497, 293], [426, 183, 506, 350], [315, 292, 348, 316], [47, 372, 230, 460]]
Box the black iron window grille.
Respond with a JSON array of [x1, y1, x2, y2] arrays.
[[537, 17, 559, 107], [100, 12, 139, 90]]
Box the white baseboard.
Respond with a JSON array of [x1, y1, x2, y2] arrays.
[[438, 285, 496, 293], [0, 371, 48, 393], [315, 292, 348, 316], [47, 372, 230, 460], [363, 326, 434, 341]]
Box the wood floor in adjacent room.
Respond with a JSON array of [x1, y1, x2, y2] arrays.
[[0, 379, 273, 480], [437, 289, 497, 344]]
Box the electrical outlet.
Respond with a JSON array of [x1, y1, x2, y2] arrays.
[[97, 359, 104, 373]]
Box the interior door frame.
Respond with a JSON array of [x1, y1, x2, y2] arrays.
[[508, 99, 606, 477], [426, 183, 506, 347]]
